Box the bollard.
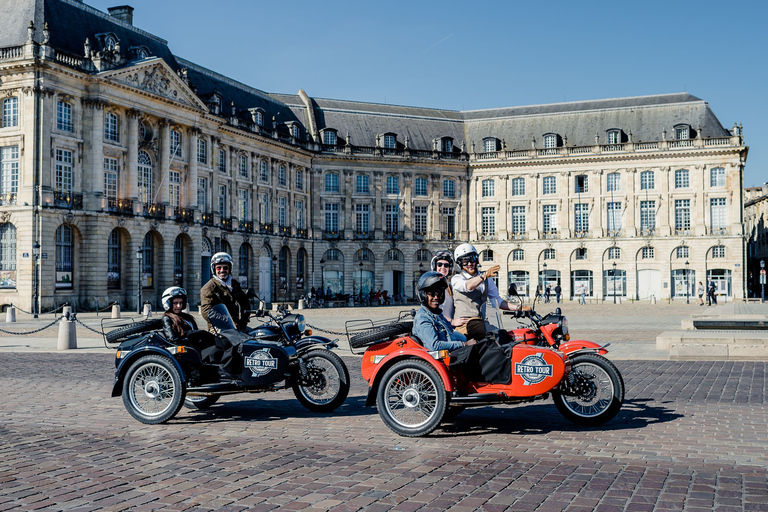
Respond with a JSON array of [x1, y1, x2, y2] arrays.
[[57, 313, 77, 350], [348, 297, 355, 307], [142, 303, 152, 317], [297, 299, 305, 310], [111, 303, 121, 319], [5, 306, 15, 323], [63, 305, 73, 317]]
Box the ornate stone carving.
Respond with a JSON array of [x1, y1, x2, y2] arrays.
[[180, 225, 189, 234], [0, 211, 11, 223]]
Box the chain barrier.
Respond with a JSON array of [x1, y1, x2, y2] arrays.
[[72, 315, 105, 336], [9, 303, 65, 316], [0, 316, 62, 335], [305, 323, 347, 337]]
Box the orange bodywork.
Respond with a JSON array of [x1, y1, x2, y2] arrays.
[[361, 337, 454, 392], [558, 339, 608, 355]]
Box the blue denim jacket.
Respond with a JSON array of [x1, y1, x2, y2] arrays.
[[412, 306, 467, 351]]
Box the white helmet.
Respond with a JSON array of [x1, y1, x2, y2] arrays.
[[162, 286, 187, 311], [210, 252, 232, 275], [453, 243, 479, 266]]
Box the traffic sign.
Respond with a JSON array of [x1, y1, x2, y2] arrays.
[[761, 270, 766, 276]]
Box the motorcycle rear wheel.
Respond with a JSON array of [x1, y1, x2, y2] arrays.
[[292, 350, 350, 413], [552, 353, 624, 426], [377, 359, 446, 437]]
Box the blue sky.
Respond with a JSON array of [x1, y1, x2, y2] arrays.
[[88, 0, 767, 187]]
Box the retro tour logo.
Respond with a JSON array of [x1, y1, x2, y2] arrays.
[[514, 353, 553, 385], [245, 348, 278, 377]]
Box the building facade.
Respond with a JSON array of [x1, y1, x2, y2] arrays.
[[0, 0, 749, 312]]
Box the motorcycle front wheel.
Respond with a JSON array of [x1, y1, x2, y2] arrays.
[[122, 354, 185, 424], [552, 353, 624, 426], [292, 350, 350, 413], [377, 359, 446, 437]]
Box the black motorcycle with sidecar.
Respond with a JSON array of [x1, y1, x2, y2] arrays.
[[106, 302, 350, 424]]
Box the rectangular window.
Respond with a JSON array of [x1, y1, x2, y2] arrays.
[[676, 246, 689, 259], [710, 198, 727, 231], [674, 169, 689, 188], [512, 177, 525, 196], [481, 207, 496, 236], [104, 112, 119, 142], [542, 204, 557, 233], [55, 149, 73, 193], [169, 171, 181, 208], [511, 206, 526, 234], [324, 203, 339, 233], [542, 176, 556, 195], [170, 130, 182, 158], [482, 179, 495, 197], [640, 171, 655, 190], [640, 201, 656, 232], [218, 184, 227, 216], [544, 135, 557, 148], [712, 245, 725, 258], [385, 204, 399, 233], [443, 179, 455, 198], [218, 149, 227, 173], [675, 126, 689, 140], [674, 199, 691, 231], [574, 203, 589, 233], [442, 139, 453, 153], [575, 175, 588, 194], [278, 165, 287, 187], [259, 160, 268, 182], [606, 173, 620, 192], [443, 207, 455, 237], [296, 169, 303, 191], [607, 202, 622, 232], [608, 247, 621, 259], [259, 193, 269, 223], [414, 205, 427, 235], [197, 139, 207, 164], [296, 200, 304, 229], [239, 155, 249, 178], [104, 157, 119, 199], [197, 177, 207, 212], [323, 130, 337, 145], [238, 189, 250, 221], [512, 249, 524, 261], [642, 247, 654, 259], [0, 146, 19, 197], [356, 174, 369, 194], [386, 176, 399, 195], [2, 97, 19, 128], [57, 101, 73, 131], [325, 173, 339, 193], [608, 131, 620, 144], [710, 167, 725, 187], [384, 134, 396, 149], [356, 204, 370, 233], [414, 177, 428, 196]]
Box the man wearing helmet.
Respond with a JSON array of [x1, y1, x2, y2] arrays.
[[161, 287, 199, 342], [430, 250, 468, 329], [413, 271, 476, 351], [200, 252, 251, 331], [451, 243, 514, 340]]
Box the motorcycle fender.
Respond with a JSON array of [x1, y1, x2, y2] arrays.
[[365, 349, 453, 407], [295, 335, 338, 354], [559, 340, 608, 355], [111, 346, 187, 397]]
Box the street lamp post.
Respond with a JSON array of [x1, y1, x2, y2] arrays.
[[136, 247, 143, 314], [761, 259, 765, 303], [542, 262, 547, 300], [319, 258, 325, 301], [32, 242, 40, 318], [359, 261, 363, 305], [612, 261, 617, 304], [272, 255, 278, 306], [685, 260, 690, 304]]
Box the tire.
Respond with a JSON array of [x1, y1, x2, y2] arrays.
[[106, 319, 163, 344], [552, 353, 624, 426], [122, 355, 185, 424], [183, 395, 220, 410], [377, 359, 446, 437], [349, 322, 413, 349], [292, 350, 350, 413]]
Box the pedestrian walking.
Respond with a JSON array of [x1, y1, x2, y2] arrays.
[[545, 285, 551, 303], [697, 281, 705, 306], [577, 283, 586, 305], [554, 284, 562, 303], [708, 280, 718, 305]]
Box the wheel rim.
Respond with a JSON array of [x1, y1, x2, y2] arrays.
[[561, 362, 614, 418], [384, 368, 439, 429], [128, 363, 177, 418], [298, 357, 341, 405]]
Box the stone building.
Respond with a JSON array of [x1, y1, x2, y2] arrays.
[[0, 0, 749, 312], [745, 184, 768, 298]]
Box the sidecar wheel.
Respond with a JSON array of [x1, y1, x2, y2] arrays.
[[552, 353, 624, 426], [183, 395, 220, 410], [377, 359, 446, 437], [122, 355, 185, 424], [292, 350, 350, 413]]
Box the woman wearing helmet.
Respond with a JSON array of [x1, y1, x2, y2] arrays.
[[430, 250, 468, 329], [450, 243, 514, 340], [161, 286, 198, 342], [200, 252, 251, 331], [412, 271, 476, 352]]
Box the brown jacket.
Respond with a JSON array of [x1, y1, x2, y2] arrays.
[[200, 278, 250, 331]]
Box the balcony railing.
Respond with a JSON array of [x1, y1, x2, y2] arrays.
[[441, 232, 455, 240], [202, 212, 214, 226], [354, 230, 373, 240], [221, 217, 233, 230], [542, 231, 558, 239], [296, 228, 308, 239], [277, 225, 291, 236], [510, 232, 527, 240], [259, 223, 274, 234], [573, 230, 589, 239], [54, 192, 83, 210], [323, 230, 341, 240], [412, 230, 427, 239], [142, 203, 165, 219], [674, 228, 692, 236], [384, 230, 404, 240], [0, 193, 17, 206], [607, 229, 622, 237], [174, 207, 194, 223], [708, 226, 728, 235], [108, 198, 133, 215], [640, 228, 656, 236], [239, 220, 254, 233], [479, 233, 497, 240]]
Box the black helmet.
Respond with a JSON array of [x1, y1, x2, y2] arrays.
[[416, 271, 449, 306], [430, 250, 454, 272]]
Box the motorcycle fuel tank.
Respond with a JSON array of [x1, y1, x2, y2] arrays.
[[509, 327, 538, 344], [248, 324, 282, 343], [240, 340, 295, 386]]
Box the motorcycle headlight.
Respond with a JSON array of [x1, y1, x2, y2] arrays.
[[294, 314, 305, 333], [559, 317, 569, 338]]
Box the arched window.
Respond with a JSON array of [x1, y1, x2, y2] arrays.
[[512, 249, 524, 261], [137, 151, 153, 204], [107, 229, 121, 289], [297, 248, 306, 291], [386, 249, 400, 262], [220, 240, 231, 256], [356, 248, 374, 262], [55, 225, 73, 289], [326, 248, 340, 261], [174, 236, 183, 286], [481, 249, 494, 261], [141, 232, 153, 289], [279, 246, 289, 293], [0, 223, 17, 288]]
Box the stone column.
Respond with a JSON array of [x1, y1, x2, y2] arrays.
[[593, 170, 603, 236], [659, 166, 670, 236], [429, 174, 440, 239], [310, 168, 322, 237], [343, 170, 354, 236], [402, 172, 412, 237], [468, 177, 478, 239], [529, 175, 539, 239], [625, 169, 637, 236], [125, 110, 140, 211], [373, 171, 383, 235], [82, 100, 105, 211], [498, 175, 508, 239], [187, 128, 199, 210], [157, 120, 171, 210], [210, 138, 220, 222]]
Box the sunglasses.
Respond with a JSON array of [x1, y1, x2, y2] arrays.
[[436, 262, 452, 268], [461, 256, 478, 264], [425, 290, 445, 297]]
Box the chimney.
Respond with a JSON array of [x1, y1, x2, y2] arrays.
[[108, 5, 134, 25]]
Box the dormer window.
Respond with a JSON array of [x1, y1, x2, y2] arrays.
[[483, 138, 498, 152], [104, 35, 117, 51], [543, 133, 558, 149], [322, 129, 337, 146], [441, 137, 454, 153], [607, 129, 622, 144], [208, 92, 222, 116], [289, 123, 300, 139], [249, 108, 265, 127], [383, 134, 397, 149], [674, 124, 690, 140]]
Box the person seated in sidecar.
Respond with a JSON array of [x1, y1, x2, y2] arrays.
[[200, 252, 251, 332], [412, 271, 477, 351], [161, 286, 198, 342]]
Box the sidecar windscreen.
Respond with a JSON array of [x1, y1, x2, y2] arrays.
[[208, 304, 237, 331]]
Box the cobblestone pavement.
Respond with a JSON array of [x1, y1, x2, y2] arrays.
[[0, 353, 766, 511]]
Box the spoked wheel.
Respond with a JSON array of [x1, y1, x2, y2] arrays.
[[552, 353, 624, 426], [183, 395, 220, 410], [122, 355, 185, 424], [292, 350, 350, 412], [377, 359, 446, 437]]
